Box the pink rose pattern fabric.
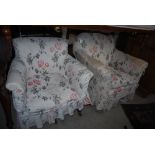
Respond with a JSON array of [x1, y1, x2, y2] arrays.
[[6, 37, 93, 128], [73, 33, 148, 110], [13, 37, 68, 77]]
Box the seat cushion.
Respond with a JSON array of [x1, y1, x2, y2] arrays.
[[105, 69, 136, 89], [26, 73, 79, 112]]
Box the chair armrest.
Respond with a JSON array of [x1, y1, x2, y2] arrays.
[[6, 58, 27, 93], [6, 58, 27, 112], [65, 55, 93, 98], [73, 50, 136, 89], [110, 49, 148, 79], [126, 54, 148, 76]]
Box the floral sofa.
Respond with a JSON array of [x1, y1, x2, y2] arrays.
[[73, 33, 148, 111], [6, 37, 93, 128]]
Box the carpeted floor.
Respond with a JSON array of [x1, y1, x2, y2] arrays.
[[0, 104, 133, 129], [122, 103, 155, 129], [0, 93, 155, 129]]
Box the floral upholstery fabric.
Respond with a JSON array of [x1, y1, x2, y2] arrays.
[[73, 33, 117, 65], [73, 33, 148, 110], [110, 49, 148, 82], [6, 37, 93, 128], [13, 37, 68, 77], [26, 73, 79, 112]]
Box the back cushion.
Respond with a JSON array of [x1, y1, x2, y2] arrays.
[[13, 37, 68, 77], [74, 33, 116, 65]]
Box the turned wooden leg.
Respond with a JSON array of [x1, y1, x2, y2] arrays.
[[0, 92, 13, 129], [77, 109, 82, 116]]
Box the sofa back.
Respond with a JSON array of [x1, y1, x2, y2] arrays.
[[13, 37, 68, 77]]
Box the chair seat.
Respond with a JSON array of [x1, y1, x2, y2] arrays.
[[26, 73, 80, 112], [109, 69, 136, 89], [94, 64, 135, 90]]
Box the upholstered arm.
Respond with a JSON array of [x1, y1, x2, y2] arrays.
[[74, 50, 136, 89], [6, 58, 27, 112], [126, 54, 148, 76], [65, 55, 93, 98], [110, 49, 148, 81], [6, 58, 26, 92]]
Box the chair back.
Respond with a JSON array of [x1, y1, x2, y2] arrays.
[[74, 33, 116, 65], [13, 37, 68, 76]]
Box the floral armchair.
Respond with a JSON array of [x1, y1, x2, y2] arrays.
[[6, 37, 93, 128], [73, 33, 148, 111]]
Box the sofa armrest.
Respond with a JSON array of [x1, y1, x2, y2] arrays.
[[65, 55, 93, 98], [6, 58, 27, 93]]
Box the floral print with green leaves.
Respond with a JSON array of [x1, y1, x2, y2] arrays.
[[6, 37, 93, 128], [73, 33, 148, 110]]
